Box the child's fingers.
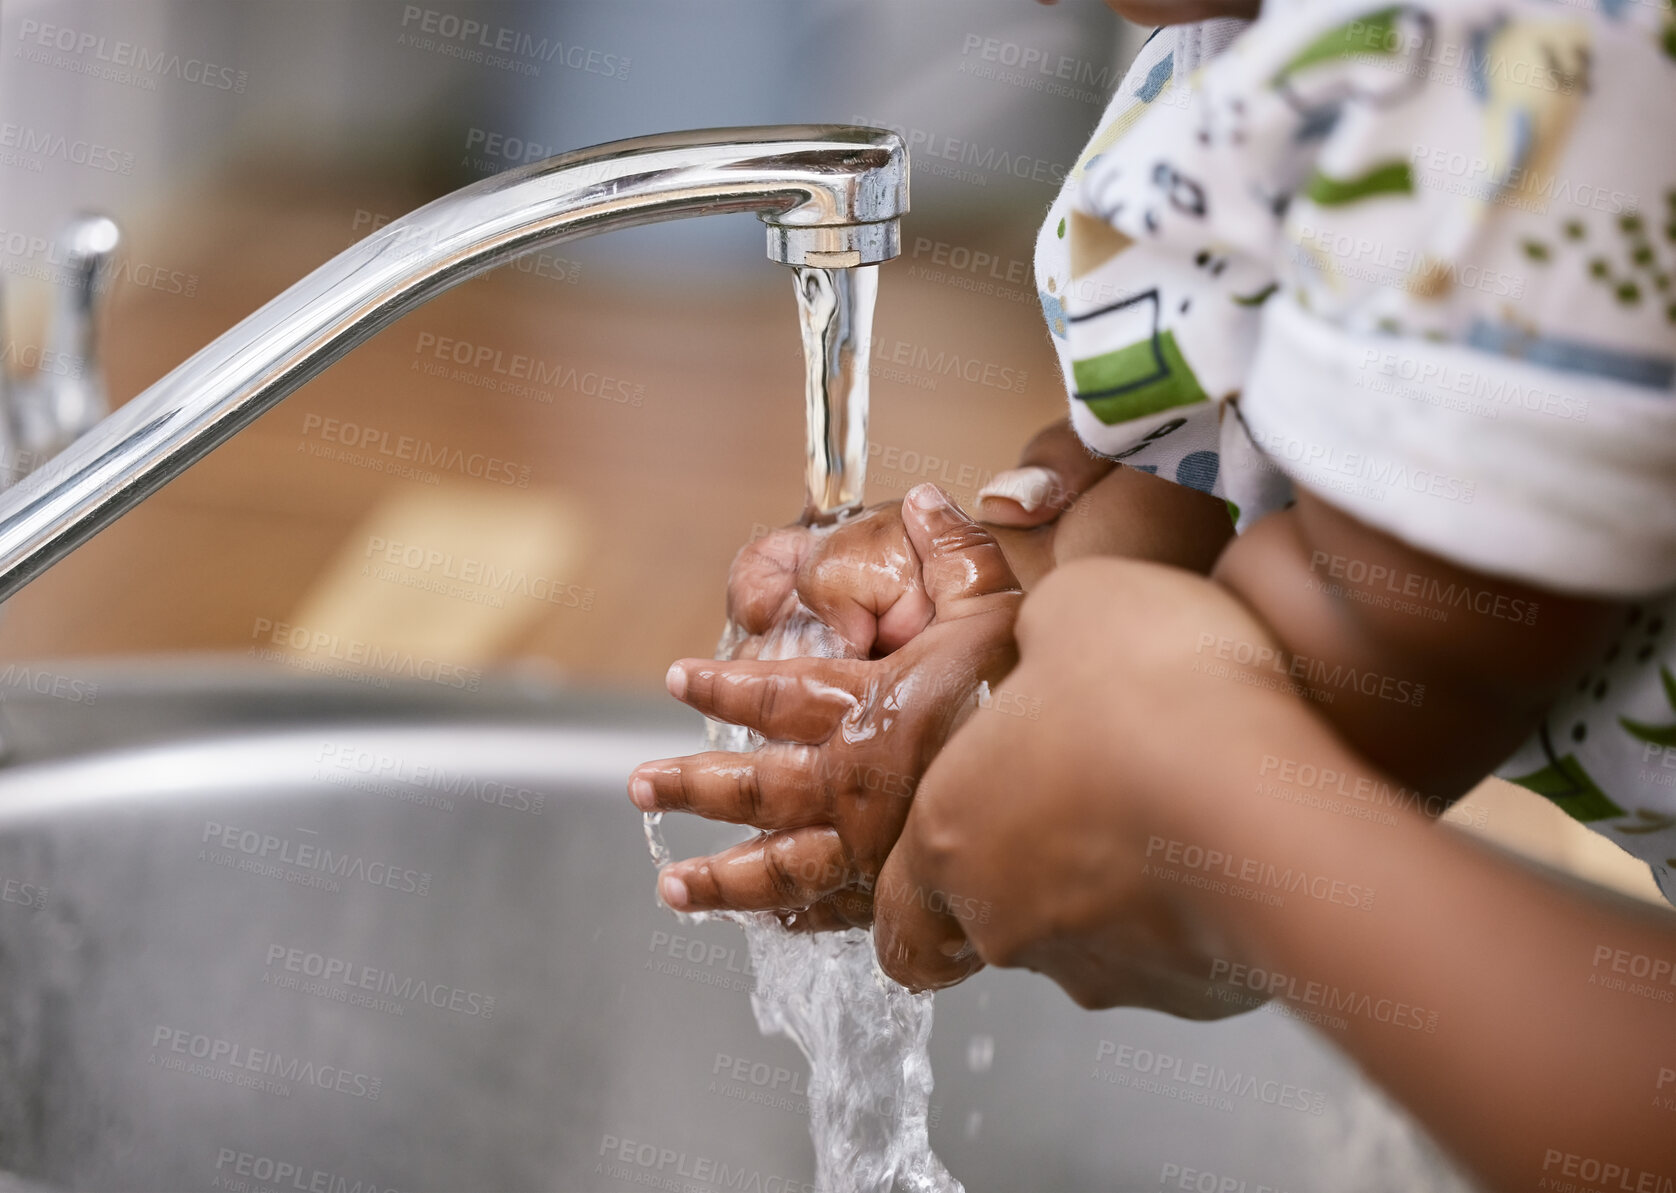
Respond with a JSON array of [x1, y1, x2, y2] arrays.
[[727, 527, 808, 635], [977, 418, 1114, 527], [798, 506, 932, 655], [664, 656, 870, 743], [658, 827, 848, 913], [901, 485, 1022, 620], [628, 743, 829, 828]]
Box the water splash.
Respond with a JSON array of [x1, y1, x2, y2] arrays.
[[643, 265, 961, 1193]]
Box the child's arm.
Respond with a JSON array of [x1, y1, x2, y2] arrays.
[[870, 553, 1676, 1191], [1211, 490, 1621, 799]]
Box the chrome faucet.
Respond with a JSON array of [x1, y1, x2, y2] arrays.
[[0, 125, 908, 602]]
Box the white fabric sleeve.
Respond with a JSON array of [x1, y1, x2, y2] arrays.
[[1064, 0, 1676, 596]]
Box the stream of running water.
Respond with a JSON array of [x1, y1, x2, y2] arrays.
[[643, 264, 961, 1193]]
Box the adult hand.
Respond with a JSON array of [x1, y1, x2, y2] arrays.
[[871, 556, 1288, 1016]]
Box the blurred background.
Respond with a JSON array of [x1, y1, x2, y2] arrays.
[[0, 0, 1125, 680], [0, 0, 1658, 899], [0, 3, 1666, 1192]]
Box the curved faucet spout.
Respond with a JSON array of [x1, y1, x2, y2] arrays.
[[0, 124, 908, 602]]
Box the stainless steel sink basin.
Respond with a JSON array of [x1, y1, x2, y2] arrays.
[[0, 661, 1475, 1192]]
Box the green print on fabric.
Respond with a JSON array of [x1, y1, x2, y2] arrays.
[[1233, 282, 1280, 306], [1565, 204, 1676, 315], [1620, 666, 1676, 748], [1508, 751, 1626, 823], [1072, 329, 1209, 424], [1275, 6, 1406, 81], [1303, 161, 1414, 207], [1613, 808, 1676, 836]]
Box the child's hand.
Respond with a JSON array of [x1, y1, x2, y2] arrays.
[[629, 485, 1022, 926], [726, 500, 935, 663]]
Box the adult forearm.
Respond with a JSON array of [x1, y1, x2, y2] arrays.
[[1182, 726, 1676, 1190]]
